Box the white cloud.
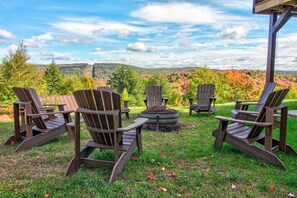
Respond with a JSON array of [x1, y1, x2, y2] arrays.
[[218, 1, 252, 11], [23, 33, 54, 48], [93, 47, 101, 52], [126, 42, 155, 52], [0, 29, 17, 40], [218, 26, 249, 40], [39, 51, 72, 61], [56, 36, 81, 43], [118, 28, 129, 38], [51, 17, 145, 37], [178, 37, 191, 48], [131, 2, 246, 25]]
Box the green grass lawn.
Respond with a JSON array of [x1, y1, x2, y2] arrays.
[[0, 101, 296, 197]]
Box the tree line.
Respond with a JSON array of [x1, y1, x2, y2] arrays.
[[0, 43, 296, 108]]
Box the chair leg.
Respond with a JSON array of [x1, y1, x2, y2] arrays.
[[15, 126, 66, 151], [65, 146, 95, 176], [257, 137, 297, 155], [225, 134, 286, 169], [4, 135, 17, 145], [109, 138, 137, 183], [126, 112, 129, 119], [136, 127, 142, 153], [189, 109, 192, 116], [214, 121, 228, 150]]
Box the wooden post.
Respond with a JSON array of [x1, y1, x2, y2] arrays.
[[266, 12, 277, 83], [266, 7, 292, 83]]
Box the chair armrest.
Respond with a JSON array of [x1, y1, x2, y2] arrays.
[[14, 100, 31, 105], [42, 103, 66, 107], [117, 118, 148, 132], [234, 100, 258, 103], [27, 110, 74, 118], [215, 116, 272, 127], [236, 110, 259, 115], [76, 108, 120, 116], [240, 102, 264, 106], [43, 103, 66, 111]]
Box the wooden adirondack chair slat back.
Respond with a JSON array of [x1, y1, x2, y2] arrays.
[[254, 82, 277, 112], [73, 90, 122, 146], [197, 84, 215, 106], [248, 89, 289, 139], [146, 86, 163, 107], [12, 87, 47, 129]]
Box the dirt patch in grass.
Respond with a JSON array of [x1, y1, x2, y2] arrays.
[[0, 154, 65, 180]]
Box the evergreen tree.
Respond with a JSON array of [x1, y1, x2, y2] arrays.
[[43, 60, 63, 95], [0, 43, 41, 102], [107, 65, 137, 94]]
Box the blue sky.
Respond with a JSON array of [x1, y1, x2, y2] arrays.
[[0, 0, 296, 70]]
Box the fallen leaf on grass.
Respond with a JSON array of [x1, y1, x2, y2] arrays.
[[11, 140, 15, 145], [43, 194, 49, 198], [161, 167, 166, 171], [167, 173, 173, 177], [288, 192, 295, 197], [231, 184, 237, 189], [270, 185, 275, 191], [161, 188, 167, 192], [146, 143, 151, 147], [175, 131, 179, 134], [133, 156, 139, 161], [147, 174, 154, 180], [177, 194, 182, 197], [159, 151, 163, 157], [167, 173, 177, 177], [15, 176, 21, 180]]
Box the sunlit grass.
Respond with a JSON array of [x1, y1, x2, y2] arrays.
[[0, 100, 296, 197]]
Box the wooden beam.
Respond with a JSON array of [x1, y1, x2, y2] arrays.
[[272, 6, 293, 33], [254, 0, 296, 13]]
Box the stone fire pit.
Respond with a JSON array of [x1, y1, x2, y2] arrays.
[[140, 105, 180, 132]]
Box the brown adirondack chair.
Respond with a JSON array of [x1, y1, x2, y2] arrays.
[[213, 89, 296, 169], [143, 86, 168, 108], [230, 82, 277, 119], [97, 86, 130, 119], [188, 84, 217, 115], [4, 87, 72, 151], [65, 90, 147, 183]]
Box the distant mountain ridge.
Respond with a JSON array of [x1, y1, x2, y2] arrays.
[[37, 63, 200, 79], [36, 63, 297, 79]]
